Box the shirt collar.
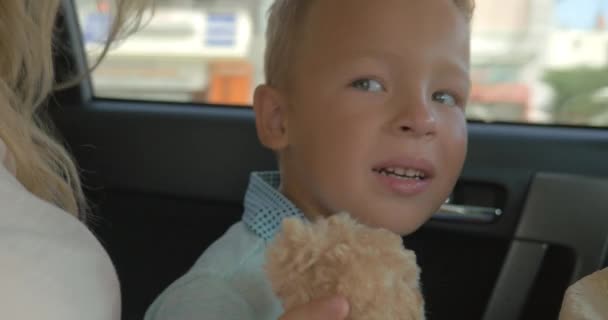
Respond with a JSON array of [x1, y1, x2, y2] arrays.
[[242, 171, 306, 241]]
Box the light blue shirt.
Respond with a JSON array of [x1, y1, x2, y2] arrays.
[[145, 172, 306, 320]]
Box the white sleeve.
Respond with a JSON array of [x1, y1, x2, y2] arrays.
[[0, 227, 121, 320], [0, 158, 121, 319]]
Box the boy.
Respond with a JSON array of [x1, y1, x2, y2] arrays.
[[146, 0, 474, 319]]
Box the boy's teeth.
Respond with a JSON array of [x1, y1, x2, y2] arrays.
[[406, 169, 418, 177], [377, 167, 425, 179], [394, 168, 406, 175]]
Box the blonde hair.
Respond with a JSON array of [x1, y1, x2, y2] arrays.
[[265, 0, 476, 88], [0, 0, 151, 219]]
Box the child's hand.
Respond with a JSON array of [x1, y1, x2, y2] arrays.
[[279, 296, 349, 320]]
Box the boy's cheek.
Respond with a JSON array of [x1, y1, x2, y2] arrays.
[[444, 121, 469, 156]]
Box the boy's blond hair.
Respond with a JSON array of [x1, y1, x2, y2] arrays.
[[265, 0, 475, 88]]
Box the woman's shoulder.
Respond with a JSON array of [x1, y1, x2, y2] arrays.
[[0, 137, 99, 247], [0, 139, 121, 320]]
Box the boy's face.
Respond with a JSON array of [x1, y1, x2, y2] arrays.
[[257, 0, 470, 235]]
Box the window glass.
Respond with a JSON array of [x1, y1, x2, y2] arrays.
[[76, 0, 608, 127]]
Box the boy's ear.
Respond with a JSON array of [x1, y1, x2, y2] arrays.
[[253, 84, 289, 151]]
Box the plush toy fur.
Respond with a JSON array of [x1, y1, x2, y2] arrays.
[[265, 213, 425, 320]]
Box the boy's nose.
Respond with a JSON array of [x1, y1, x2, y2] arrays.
[[391, 100, 438, 138]]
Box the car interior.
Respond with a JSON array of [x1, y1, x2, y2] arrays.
[[50, 0, 608, 319]]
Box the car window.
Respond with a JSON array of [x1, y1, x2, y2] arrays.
[[75, 0, 608, 127]]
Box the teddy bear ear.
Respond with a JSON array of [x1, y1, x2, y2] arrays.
[[327, 212, 354, 226], [282, 217, 307, 235], [327, 212, 363, 234], [277, 217, 317, 245]]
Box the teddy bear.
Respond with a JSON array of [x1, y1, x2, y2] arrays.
[[559, 267, 608, 319], [265, 212, 425, 320]]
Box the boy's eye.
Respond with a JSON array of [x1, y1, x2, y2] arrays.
[[350, 79, 385, 92], [432, 91, 458, 107]]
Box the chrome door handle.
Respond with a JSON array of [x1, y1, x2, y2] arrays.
[[433, 203, 503, 223]]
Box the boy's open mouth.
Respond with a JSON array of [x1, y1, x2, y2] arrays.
[[372, 167, 427, 180]]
